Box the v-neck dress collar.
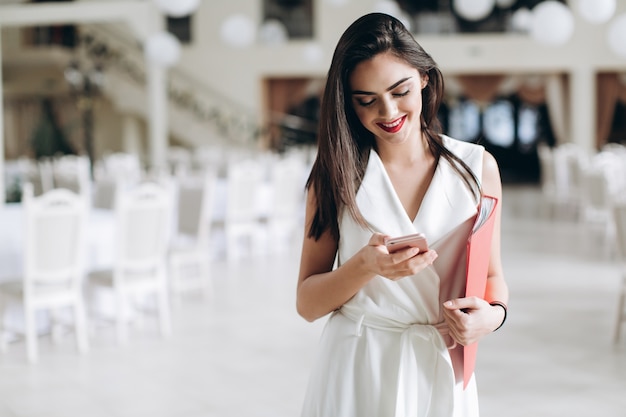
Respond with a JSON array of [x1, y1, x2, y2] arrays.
[[353, 136, 479, 248]]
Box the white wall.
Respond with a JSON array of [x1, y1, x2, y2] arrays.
[[3, 0, 626, 153], [181, 1, 626, 97], [176, 0, 626, 152], [179, 0, 390, 113]]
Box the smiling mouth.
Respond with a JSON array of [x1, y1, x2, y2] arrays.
[[377, 116, 406, 133]]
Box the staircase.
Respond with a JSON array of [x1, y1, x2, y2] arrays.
[[80, 24, 264, 151]]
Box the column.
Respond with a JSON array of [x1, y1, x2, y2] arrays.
[[570, 67, 596, 153], [145, 62, 168, 172], [121, 114, 143, 156], [0, 28, 5, 208]]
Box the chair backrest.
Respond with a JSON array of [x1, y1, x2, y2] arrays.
[[553, 143, 589, 199], [193, 145, 225, 174], [614, 203, 626, 261], [537, 143, 555, 195], [601, 143, 626, 154], [15, 157, 44, 196], [175, 170, 217, 244], [37, 158, 55, 194], [114, 182, 173, 271], [52, 154, 92, 198], [594, 151, 626, 198], [166, 146, 192, 175], [101, 152, 143, 184], [581, 168, 612, 211], [269, 155, 306, 219], [92, 175, 121, 210], [21, 183, 87, 289], [225, 159, 265, 222]]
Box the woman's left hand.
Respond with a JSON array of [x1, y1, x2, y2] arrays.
[[441, 297, 505, 346]]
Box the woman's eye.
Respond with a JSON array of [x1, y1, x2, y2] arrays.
[[393, 89, 410, 97], [357, 98, 375, 107]]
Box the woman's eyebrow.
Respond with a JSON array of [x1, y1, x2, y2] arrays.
[[351, 76, 413, 95]]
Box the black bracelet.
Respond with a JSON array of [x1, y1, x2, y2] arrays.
[[489, 301, 507, 331]]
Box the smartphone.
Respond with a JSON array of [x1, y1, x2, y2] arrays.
[[385, 232, 429, 253]]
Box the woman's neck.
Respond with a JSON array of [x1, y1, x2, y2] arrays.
[[375, 134, 433, 169]]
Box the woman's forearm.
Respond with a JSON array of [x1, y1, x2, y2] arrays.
[[297, 250, 376, 322]]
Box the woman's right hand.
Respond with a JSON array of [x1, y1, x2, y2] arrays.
[[361, 233, 438, 281]]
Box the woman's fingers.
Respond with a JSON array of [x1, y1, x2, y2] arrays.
[[368, 232, 389, 247], [364, 233, 438, 281], [442, 297, 493, 345], [381, 249, 438, 280]]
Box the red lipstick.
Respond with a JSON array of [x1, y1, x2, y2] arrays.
[[377, 116, 406, 133]]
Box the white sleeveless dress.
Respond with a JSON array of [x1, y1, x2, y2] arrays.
[[301, 136, 484, 417]]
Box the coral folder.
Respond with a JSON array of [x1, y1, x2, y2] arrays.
[[463, 195, 498, 389]]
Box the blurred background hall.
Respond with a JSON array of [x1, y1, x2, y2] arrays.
[[0, 0, 625, 416]]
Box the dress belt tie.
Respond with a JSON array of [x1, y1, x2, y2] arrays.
[[339, 305, 456, 417]]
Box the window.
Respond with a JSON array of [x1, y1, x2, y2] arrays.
[[518, 104, 539, 148], [396, 0, 566, 35], [447, 99, 480, 142], [443, 95, 546, 183], [263, 0, 313, 39], [167, 16, 192, 44], [483, 100, 515, 147]]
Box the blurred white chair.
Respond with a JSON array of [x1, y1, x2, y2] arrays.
[[101, 152, 143, 184], [88, 182, 173, 344], [579, 167, 615, 255], [10, 157, 49, 197], [52, 154, 92, 203], [0, 183, 89, 363], [266, 155, 306, 253], [37, 157, 55, 194], [92, 152, 144, 210], [537, 143, 557, 216], [224, 158, 266, 260], [13, 157, 44, 196], [613, 202, 626, 344], [92, 175, 121, 210], [591, 150, 626, 201], [551, 143, 589, 220], [538, 143, 582, 219], [95, 151, 141, 185], [601, 142, 626, 154], [169, 170, 216, 299], [193, 145, 225, 175], [166, 146, 193, 175]]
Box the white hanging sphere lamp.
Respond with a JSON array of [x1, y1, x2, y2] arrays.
[[530, 1, 575, 46], [511, 8, 532, 32], [453, 0, 496, 21], [153, 0, 201, 17], [258, 19, 289, 45], [144, 31, 182, 68], [575, 0, 616, 24], [607, 13, 626, 58], [220, 14, 256, 48]]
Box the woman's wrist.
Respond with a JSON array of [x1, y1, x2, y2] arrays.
[[489, 301, 507, 331]]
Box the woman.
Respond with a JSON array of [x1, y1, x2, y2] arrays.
[[297, 12, 509, 417]]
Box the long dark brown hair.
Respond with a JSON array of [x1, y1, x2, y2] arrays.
[[306, 12, 480, 241]]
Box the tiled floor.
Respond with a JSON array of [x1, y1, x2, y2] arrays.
[[0, 184, 625, 417]]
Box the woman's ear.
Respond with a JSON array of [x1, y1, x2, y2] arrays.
[[421, 74, 429, 89]]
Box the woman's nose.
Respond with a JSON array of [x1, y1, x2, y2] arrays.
[[378, 96, 397, 118]]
